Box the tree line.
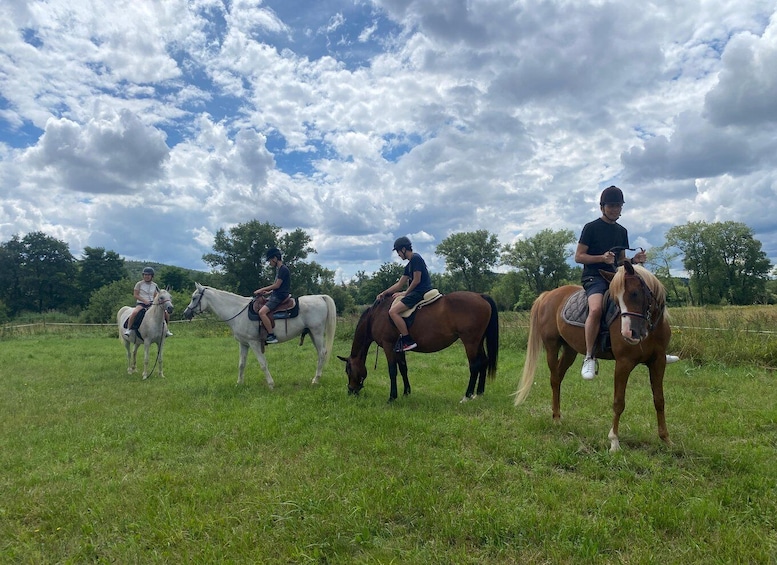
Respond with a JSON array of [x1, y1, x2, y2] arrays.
[[0, 220, 773, 324]]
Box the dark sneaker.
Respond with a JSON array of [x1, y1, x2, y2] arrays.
[[265, 333, 279, 344], [401, 337, 417, 352]]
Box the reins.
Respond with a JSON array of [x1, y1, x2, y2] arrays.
[[191, 287, 249, 322]]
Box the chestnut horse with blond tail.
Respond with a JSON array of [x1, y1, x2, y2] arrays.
[[514, 261, 671, 452]]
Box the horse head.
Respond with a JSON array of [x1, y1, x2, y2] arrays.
[[157, 288, 174, 315], [602, 261, 660, 344], [337, 355, 367, 395], [183, 283, 207, 320]]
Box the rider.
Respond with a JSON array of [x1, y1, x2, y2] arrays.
[[377, 236, 433, 352], [124, 267, 173, 337], [574, 186, 646, 380], [253, 248, 291, 344]]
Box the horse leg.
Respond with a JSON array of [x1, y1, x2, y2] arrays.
[[397, 354, 411, 396], [546, 341, 574, 421], [237, 342, 249, 385], [648, 358, 671, 446], [124, 339, 134, 374], [142, 342, 151, 380], [387, 358, 400, 402], [130, 343, 139, 375], [157, 342, 165, 379], [460, 359, 481, 403], [248, 341, 274, 389], [311, 334, 327, 385], [608, 361, 635, 452]]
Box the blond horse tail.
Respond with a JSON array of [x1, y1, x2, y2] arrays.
[[514, 292, 546, 406]]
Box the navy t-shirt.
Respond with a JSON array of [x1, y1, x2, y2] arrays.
[[403, 253, 433, 293], [273, 264, 291, 298], [579, 218, 629, 278]]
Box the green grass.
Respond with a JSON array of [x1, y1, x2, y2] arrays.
[[1, 318, 776, 563]]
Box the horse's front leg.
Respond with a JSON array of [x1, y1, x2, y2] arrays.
[[142, 342, 151, 380], [130, 343, 139, 375], [386, 357, 399, 403], [124, 340, 134, 374], [648, 357, 671, 446], [609, 360, 635, 452], [248, 340, 274, 389], [157, 341, 165, 379], [237, 342, 249, 385], [397, 353, 411, 396]]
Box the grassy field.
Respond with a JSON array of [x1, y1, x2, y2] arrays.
[[1, 312, 776, 563]]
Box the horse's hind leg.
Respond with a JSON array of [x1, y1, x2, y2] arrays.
[[548, 343, 576, 421], [311, 336, 326, 385]]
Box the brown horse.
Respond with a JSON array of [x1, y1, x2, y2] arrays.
[[514, 262, 671, 451], [338, 292, 499, 403]]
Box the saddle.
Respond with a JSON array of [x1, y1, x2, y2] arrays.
[[123, 307, 148, 339], [391, 289, 443, 318], [248, 295, 299, 322], [561, 289, 620, 353]]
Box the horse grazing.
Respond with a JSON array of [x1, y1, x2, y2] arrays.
[[514, 262, 671, 452], [338, 292, 499, 403], [183, 283, 337, 388], [117, 288, 174, 379]]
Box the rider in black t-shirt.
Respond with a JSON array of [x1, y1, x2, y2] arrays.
[[254, 248, 291, 344], [377, 236, 433, 352], [574, 186, 646, 380]]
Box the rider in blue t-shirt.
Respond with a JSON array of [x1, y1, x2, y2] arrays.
[[575, 186, 646, 380], [377, 236, 433, 352], [253, 248, 291, 344]]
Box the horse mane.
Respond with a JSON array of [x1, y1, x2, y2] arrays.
[[610, 264, 668, 316]]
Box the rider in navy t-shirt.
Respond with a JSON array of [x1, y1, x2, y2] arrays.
[[254, 248, 291, 344], [377, 236, 433, 352], [575, 186, 646, 380]]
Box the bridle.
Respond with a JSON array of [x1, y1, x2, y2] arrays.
[[187, 287, 249, 322], [619, 272, 656, 332]]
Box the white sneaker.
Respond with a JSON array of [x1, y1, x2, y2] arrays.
[[166, 330, 173, 337], [124, 329, 131, 336], [581, 357, 597, 380], [666, 354, 680, 364]]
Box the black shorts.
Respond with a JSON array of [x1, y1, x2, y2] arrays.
[[401, 289, 428, 308], [266, 293, 289, 311], [582, 275, 609, 297]]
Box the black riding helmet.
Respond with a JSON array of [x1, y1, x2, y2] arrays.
[[393, 236, 412, 251], [265, 248, 282, 261], [600, 185, 625, 206], [142, 266, 155, 276]]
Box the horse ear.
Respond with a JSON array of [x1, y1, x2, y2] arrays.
[[623, 261, 635, 274], [195, 282, 202, 290], [600, 269, 616, 282], [337, 355, 349, 363], [166, 285, 171, 291]]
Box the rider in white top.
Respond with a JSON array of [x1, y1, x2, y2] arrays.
[[124, 267, 173, 337]]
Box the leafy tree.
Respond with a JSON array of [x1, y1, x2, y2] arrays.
[[435, 230, 500, 292], [488, 271, 524, 311], [157, 266, 194, 292], [665, 221, 771, 305], [502, 228, 575, 296], [78, 247, 126, 305], [1, 232, 79, 314], [203, 220, 331, 297], [80, 279, 134, 323]]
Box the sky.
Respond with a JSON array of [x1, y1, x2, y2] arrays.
[[1, 0, 776, 282]]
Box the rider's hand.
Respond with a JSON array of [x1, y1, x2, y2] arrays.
[[603, 251, 615, 265]]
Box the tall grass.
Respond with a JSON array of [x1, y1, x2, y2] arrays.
[[1, 314, 776, 563]]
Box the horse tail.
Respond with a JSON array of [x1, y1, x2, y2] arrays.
[[481, 294, 499, 382], [322, 294, 337, 365], [514, 291, 546, 406]]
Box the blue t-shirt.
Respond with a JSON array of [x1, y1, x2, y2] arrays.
[[579, 218, 629, 278], [403, 253, 433, 293], [272, 264, 291, 298]]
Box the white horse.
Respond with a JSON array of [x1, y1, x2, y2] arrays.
[[183, 283, 337, 388], [117, 289, 174, 379]]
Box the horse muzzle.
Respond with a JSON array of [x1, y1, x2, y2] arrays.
[[183, 308, 194, 321]]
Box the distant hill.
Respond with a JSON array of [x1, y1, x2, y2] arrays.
[[123, 260, 212, 280]]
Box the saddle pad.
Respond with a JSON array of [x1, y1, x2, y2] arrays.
[[561, 289, 620, 328], [392, 289, 443, 318]]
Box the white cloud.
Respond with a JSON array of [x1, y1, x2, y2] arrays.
[[1, 0, 776, 281]]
